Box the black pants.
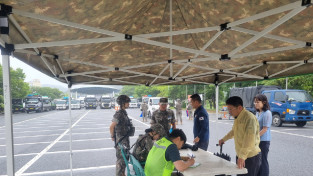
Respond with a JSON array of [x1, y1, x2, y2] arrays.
[[196, 140, 209, 151], [258, 141, 270, 176], [237, 153, 261, 176]]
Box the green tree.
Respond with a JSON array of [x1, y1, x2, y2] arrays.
[[30, 86, 64, 100]]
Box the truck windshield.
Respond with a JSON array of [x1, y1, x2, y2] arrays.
[[71, 100, 80, 104], [56, 101, 66, 104], [286, 91, 313, 102], [43, 99, 50, 103], [131, 99, 137, 103], [12, 99, 22, 104], [101, 99, 111, 103], [152, 99, 160, 105], [26, 98, 39, 103], [85, 98, 97, 102]]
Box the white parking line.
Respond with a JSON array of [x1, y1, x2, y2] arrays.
[[13, 126, 67, 130], [271, 130, 313, 139], [16, 165, 116, 176], [15, 110, 91, 176], [0, 111, 63, 129], [0, 136, 139, 147]]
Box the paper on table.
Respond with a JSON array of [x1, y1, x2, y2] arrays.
[[187, 149, 195, 158], [189, 162, 201, 168]]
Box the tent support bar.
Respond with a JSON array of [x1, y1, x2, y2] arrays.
[[60, 69, 114, 77], [9, 15, 57, 77], [220, 64, 263, 84], [68, 88, 73, 176], [55, 58, 69, 84], [269, 62, 305, 78], [232, 27, 305, 45], [150, 64, 170, 86], [2, 54, 15, 176], [229, 6, 305, 57], [216, 85, 219, 120]]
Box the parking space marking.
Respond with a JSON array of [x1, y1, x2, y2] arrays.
[[0, 111, 64, 129], [0, 136, 139, 147], [15, 110, 91, 176], [16, 165, 116, 176], [271, 130, 313, 139], [13, 126, 67, 130]]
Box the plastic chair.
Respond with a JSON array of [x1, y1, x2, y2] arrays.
[[118, 143, 133, 176], [130, 155, 145, 176]]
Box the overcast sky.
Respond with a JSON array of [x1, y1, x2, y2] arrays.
[[0, 55, 122, 90]]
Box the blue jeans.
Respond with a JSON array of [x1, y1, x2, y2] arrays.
[[258, 141, 270, 176]]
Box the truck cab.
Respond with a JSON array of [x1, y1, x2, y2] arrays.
[[25, 94, 43, 113], [100, 97, 112, 109], [147, 97, 162, 118], [12, 98, 25, 113], [42, 96, 52, 111], [55, 99, 68, 110], [85, 97, 97, 109], [129, 98, 138, 108], [263, 89, 313, 127]]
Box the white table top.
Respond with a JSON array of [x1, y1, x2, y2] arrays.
[[180, 149, 247, 176]]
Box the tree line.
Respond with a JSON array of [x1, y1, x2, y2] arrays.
[[120, 74, 313, 109], [0, 65, 65, 111]]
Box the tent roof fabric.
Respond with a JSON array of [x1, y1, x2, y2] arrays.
[[1, 0, 312, 86]]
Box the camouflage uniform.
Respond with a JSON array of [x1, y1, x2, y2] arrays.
[[140, 102, 148, 122], [112, 109, 130, 176], [175, 100, 183, 124], [150, 109, 175, 134], [187, 103, 193, 120], [132, 124, 165, 164]]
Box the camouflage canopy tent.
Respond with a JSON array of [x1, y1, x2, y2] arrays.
[[0, 0, 313, 87]]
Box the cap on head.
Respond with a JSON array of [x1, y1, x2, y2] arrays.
[[159, 98, 168, 104], [151, 124, 166, 138]]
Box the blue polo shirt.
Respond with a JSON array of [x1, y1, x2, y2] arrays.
[[256, 110, 272, 141], [193, 105, 210, 142]]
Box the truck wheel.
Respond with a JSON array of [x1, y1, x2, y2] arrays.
[[272, 114, 283, 127], [295, 121, 307, 127]]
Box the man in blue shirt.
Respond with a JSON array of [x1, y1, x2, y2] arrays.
[[191, 94, 210, 151]]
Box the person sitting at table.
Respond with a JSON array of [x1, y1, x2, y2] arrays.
[[144, 129, 195, 176], [219, 96, 261, 176]]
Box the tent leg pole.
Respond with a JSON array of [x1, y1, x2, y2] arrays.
[[68, 88, 73, 176], [2, 54, 15, 176], [216, 85, 221, 120]]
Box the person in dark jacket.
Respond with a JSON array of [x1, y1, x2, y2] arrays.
[[191, 94, 210, 151]]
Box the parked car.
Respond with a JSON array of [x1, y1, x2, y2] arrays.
[[71, 100, 81, 110]]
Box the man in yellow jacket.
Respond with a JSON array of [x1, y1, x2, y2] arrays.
[[219, 96, 261, 176], [145, 129, 195, 176]]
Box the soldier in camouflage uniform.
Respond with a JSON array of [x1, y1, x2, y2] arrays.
[[140, 101, 148, 122], [150, 98, 176, 135], [110, 95, 132, 176], [175, 99, 183, 125], [132, 123, 166, 165], [187, 102, 194, 120]]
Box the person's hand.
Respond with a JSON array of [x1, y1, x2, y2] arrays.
[[193, 137, 200, 143], [188, 158, 195, 166], [237, 158, 245, 169], [218, 139, 224, 146]]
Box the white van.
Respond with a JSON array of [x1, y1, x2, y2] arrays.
[[129, 98, 138, 108], [147, 97, 161, 118]]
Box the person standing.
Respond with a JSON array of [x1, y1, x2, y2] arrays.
[[219, 96, 261, 176], [150, 98, 176, 135], [190, 94, 210, 151], [140, 101, 149, 122], [110, 95, 134, 176], [187, 102, 193, 120], [175, 99, 183, 125], [254, 94, 272, 176]]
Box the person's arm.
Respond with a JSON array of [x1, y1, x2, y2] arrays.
[[237, 117, 258, 161], [259, 127, 268, 136], [150, 112, 156, 125], [171, 110, 176, 129], [260, 111, 272, 136], [110, 122, 117, 141], [173, 159, 195, 172], [194, 113, 209, 142]]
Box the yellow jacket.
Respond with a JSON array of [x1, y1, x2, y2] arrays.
[[222, 108, 261, 160]]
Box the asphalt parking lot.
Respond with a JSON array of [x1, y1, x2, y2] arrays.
[[0, 108, 313, 176]]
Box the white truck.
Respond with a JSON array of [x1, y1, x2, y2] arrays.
[[147, 97, 161, 118], [129, 98, 139, 108]]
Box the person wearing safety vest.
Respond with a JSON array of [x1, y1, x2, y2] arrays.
[[144, 129, 195, 176]]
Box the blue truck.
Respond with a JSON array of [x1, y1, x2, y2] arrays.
[[230, 86, 313, 127]]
